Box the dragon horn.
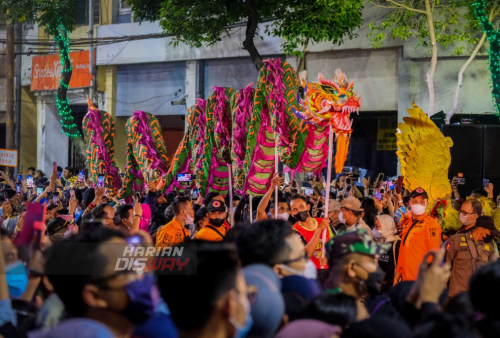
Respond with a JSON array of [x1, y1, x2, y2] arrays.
[[87, 95, 97, 111]]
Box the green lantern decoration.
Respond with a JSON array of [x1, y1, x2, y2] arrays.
[[473, 0, 500, 113], [50, 20, 81, 138]]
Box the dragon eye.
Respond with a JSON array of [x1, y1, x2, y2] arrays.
[[333, 90, 338, 96]]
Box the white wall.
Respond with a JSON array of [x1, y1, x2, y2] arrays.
[[306, 48, 399, 112]]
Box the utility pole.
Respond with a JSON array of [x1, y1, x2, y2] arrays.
[[88, 0, 95, 100], [14, 23, 22, 176]]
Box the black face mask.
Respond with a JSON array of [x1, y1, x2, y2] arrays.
[[360, 265, 385, 296], [208, 218, 225, 227], [296, 211, 309, 222], [288, 214, 298, 224]]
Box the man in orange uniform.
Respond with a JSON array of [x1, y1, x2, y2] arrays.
[[155, 197, 194, 248], [194, 200, 227, 241], [395, 188, 442, 282]]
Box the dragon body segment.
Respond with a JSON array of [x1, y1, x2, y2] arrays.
[[118, 111, 170, 199], [200, 87, 234, 197], [396, 103, 460, 231], [82, 98, 121, 195]]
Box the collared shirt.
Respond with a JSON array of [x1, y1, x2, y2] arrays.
[[346, 218, 373, 237], [155, 218, 190, 249]]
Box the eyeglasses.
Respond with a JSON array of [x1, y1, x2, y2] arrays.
[[279, 252, 308, 265]]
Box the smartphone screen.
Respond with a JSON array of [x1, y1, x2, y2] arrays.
[[192, 189, 200, 199], [16, 184, 21, 195], [127, 234, 142, 245], [26, 175, 34, 188], [304, 188, 314, 196], [78, 170, 85, 183], [177, 173, 192, 182], [307, 172, 313, 180], [17, 174, 22, 183], [374, 190, 382, 201], [97, 174, 105, 188], [57, 171, 62, 179], [36, 187, 43, 196], [53, 193, 59, 204], [483, 179, 490, 188]]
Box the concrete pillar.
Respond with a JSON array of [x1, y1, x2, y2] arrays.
[[397, 56, 416, 123], [99, 65, 126, 169], [185, 60, 197, 131], [36, 94, 69, 173]]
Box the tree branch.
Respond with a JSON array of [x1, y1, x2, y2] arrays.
[[384, 0, 427, 14], [243, 0, 263, 71]]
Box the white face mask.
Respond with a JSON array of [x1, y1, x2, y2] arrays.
[[184, 211, 194, 225], [410, 204, 427, 216], [339, 211, 346, 224], [372, 229, 383, 239], [279, 260, 317, 279], [277, 212, 289, 221]]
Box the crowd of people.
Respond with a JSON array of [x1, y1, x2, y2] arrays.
[[0, 164, 499, 338]]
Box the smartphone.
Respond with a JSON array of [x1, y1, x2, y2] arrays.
[[396, 176, 404, 194], [483, 179, 490, 188], [457, 173, 465, 185], [53, 192, 59, 204], [388, 181, 395, 190], [127, 234, 142, 245], [17, 174, 22, 183], [18, 202, 47, 244], [343, 184, 352, 198], [97, 174, 105, 188], [177, 173, 192, 182], [36, 187, 43, 196], [57, 171, 62, 179], [192, 189, 200, 199], [374, 190, 383, 201], [26, 175, 34, 188], [304, 188, 314, 196], [16, 184, 21, 195], [321, 190, 326, 197], [78, 170, 85, 183], [307, 172, 313, 180]]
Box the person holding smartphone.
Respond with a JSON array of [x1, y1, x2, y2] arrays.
[[1, 201, 19, 237]]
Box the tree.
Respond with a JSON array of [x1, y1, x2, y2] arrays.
[[1, 0, 82, 139], [367, 0, 479, 116], [447, 1, 499, 122], [126, 0, 364, 71], [473, 0, 500, 114]]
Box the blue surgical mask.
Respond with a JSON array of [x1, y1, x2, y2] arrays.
[[121, 273, 156, 325], [6, 260, 28, 298], [230, 293, 253, 338]]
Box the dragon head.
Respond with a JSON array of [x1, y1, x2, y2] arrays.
[[295, 69, 361, 136]]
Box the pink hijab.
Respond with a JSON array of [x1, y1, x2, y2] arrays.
[[139, 203, 152, 232]]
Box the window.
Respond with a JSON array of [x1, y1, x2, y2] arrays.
[[76, 0, 100, 25], [119, 1, 133, 24]]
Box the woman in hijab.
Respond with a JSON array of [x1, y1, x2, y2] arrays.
[[373, 215, 401, 294]]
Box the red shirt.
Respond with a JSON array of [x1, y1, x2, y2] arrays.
[[293, 218, 330, 270]]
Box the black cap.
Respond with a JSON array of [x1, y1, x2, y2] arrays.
[[207, 200, 226, 213], [46, 217, 69, 236], [409, 187, 428, 200]]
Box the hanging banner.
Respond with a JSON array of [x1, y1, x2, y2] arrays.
[[0, 149, 18, 167], [31, 50, 94, 91]]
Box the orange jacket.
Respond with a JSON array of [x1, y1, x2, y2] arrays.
[[396, 213, 442, 281], [194, 223, 226, 242], [155, 218, 190, 249]]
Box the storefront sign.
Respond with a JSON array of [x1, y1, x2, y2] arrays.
[[31, 50, 94, 91], [376, 116, 398, 151], [0, 149, 18, 167]]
